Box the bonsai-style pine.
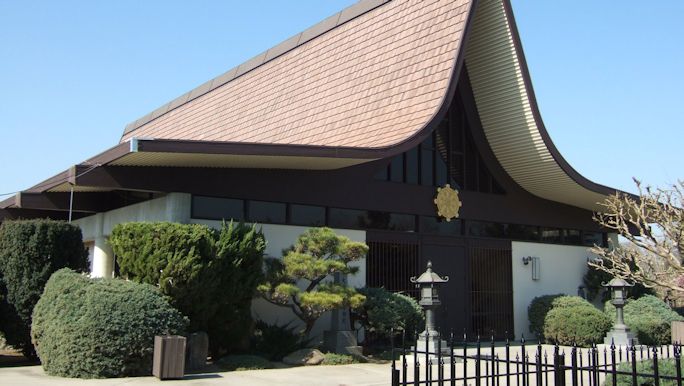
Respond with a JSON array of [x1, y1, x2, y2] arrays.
[[258, 227, 367, 335]]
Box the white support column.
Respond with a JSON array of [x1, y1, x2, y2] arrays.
[[91, 236, 114, 279]]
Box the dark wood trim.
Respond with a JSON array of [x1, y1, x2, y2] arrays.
[[16, 192, 110, 213]]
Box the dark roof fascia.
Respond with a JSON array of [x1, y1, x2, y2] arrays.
[[133, 138, 382, 159], [501, 0, 633, 200], [123, 0, 391, 137], [15, 192, 101, 213], [83, 142, 131, 167]]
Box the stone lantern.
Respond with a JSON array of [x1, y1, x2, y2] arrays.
[[603, 277, 638, 346], [411, 261, 449, 353]]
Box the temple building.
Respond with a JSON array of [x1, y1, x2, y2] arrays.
[[0, 0, 625, 339]]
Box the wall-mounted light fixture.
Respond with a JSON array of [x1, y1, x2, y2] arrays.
[[522, 256, 540, 280]]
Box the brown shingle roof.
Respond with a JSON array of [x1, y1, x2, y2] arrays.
[[121, 0, 473, 149]]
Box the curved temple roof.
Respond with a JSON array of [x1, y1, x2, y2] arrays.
[[121, 0, 473, 149], [4, 0, 626, 213]]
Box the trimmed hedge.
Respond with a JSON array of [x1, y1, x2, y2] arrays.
[[353, 287, 424, 339], [527, 294, 563, 340], [31, 269, 186, 378], [108, 221, 266, 356], [543, 296, 612, 346], [605, 295, 683, 345], [0, 219, 88, 357]]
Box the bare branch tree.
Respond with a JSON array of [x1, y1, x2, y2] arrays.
[[589, 179, 684, 293]]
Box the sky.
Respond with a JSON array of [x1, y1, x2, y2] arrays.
[[0, 1, 682, 198]]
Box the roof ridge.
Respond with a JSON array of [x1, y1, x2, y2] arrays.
[[122, 0, 391, 137]]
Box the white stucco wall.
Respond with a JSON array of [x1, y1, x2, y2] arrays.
[[511, 241, 599, 340], [191, 219, 366, 342]]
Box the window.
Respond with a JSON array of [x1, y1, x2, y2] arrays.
[[372, 90, 505, 194], [390, 155, 404, 183], [540, 228, 562, 244], [507, 224, 540, 242], [328, 208, 367, 229], [564, 229, 582, 245], [192, 196, 244, 221], [290, 204, 325, 226], [248, 201, 286, 224], [582, 231, 604, 247], [329, 208, 416, 231]]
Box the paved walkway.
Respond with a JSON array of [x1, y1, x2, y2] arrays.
[[0, 363, 392, 386]]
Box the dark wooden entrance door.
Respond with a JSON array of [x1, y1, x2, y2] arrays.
[[420, 237, 468, 336], [467, 239, 513, 339], [366, 232, 513, 340]]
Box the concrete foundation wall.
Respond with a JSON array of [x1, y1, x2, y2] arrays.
[[511, 241, 599, 340], [74, 193, 192, 241]]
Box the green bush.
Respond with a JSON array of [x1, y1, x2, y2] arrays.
[[605, 295, 683, 345], [31, 269, 186, 378], [527, 294, 563, 340], [604, 359, 678, 386], [216, 355, 274, 371], [0, 219, 88, 358], [251, 320, 309, 361], [109, 221, 265, 357], [321, 353, 360, 365], [543, 296, 612, 346], [353, 287, 424, 340], [528, 295, 590, 341]]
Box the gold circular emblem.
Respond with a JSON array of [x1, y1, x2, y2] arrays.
[[434, 184, 461, 222]]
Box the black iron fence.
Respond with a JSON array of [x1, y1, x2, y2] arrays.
[[390, 331, 683, 386]]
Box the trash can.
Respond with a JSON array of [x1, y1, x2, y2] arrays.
[[153, 335, 186, 380]]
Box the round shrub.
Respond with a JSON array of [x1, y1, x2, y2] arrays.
[[527, 294, 563, 340], [353, 287, 424, 339], [31, 269, 186, 378], [543, 296, 611, 346], [605, 295, 683, 345]]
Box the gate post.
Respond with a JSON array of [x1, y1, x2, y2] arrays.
[[554, 346, 566, 386], [391, 330, 400, 386]]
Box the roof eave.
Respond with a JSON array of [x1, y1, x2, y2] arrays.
[[501, 0, 628, 200]]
